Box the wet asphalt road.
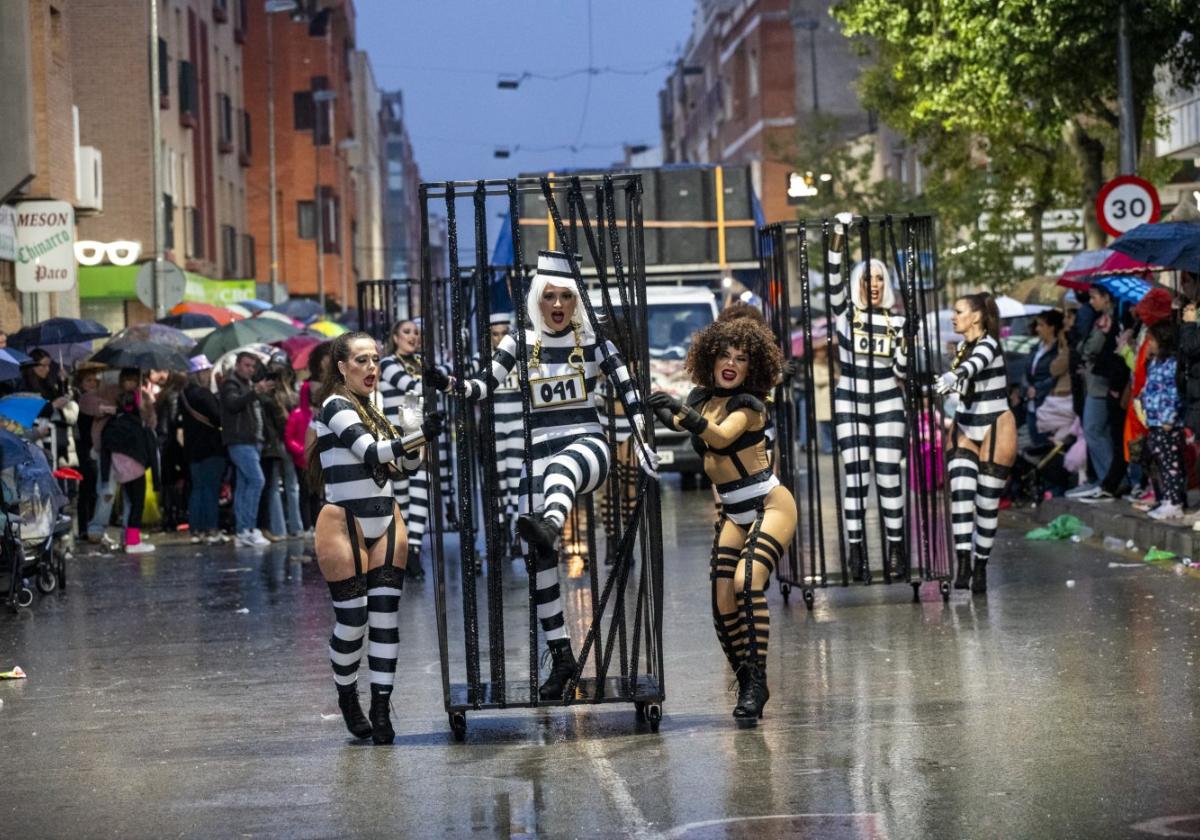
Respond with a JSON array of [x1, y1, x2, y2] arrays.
[[1, 483, 1199, 839]]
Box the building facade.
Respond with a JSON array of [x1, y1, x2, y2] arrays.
[[243, 0, 358, 309], [380, 90, 421, 281], [350, 49, 384, 283]]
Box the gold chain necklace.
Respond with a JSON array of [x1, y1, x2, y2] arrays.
[[530, 323, 585, 373], [853, 306, 897, 340]]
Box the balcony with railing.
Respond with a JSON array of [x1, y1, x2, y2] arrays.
[[1157, 90, 1200, 159]]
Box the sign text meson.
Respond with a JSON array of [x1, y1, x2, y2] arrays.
[[15, 200, 76, 293]]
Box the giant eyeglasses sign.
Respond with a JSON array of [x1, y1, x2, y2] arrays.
[[15, 200, 76, 293], [74, 240, 142, 266]]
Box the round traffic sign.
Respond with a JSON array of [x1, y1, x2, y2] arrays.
[[135, 259, 187, 311], [1096, 175, 1160, 238]]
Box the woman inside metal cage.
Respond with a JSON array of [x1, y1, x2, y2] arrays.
[[379, 319, 436, 581], [935, 293, 1016, 594], [309, 332, 439, 744], [827, 214, 918, 583], [426, 250, 659, 701], [650, 318, 794, 722]]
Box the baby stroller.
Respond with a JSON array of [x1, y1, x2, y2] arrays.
[[0, 428, 70, 610]]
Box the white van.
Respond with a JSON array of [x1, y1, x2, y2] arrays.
[[591, 284, 719, 484]]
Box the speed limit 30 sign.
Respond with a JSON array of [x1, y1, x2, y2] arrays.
[[1096, 175, 1160, 238]]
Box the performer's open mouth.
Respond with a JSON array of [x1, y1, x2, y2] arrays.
[[364, 375, 376, 388], [551, 312, 565, 326], [720, 368, 737, 382]]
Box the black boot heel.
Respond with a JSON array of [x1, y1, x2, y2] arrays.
[[953, 551, 972, 590], [369, 689, 395, 745], [336, 684, 372, 740], [971, 556, 988, 595]]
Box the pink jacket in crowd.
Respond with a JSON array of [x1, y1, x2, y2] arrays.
[[284, 381, 313, 470]]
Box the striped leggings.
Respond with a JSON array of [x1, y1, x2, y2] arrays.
[[835, 389, 906, 544], [522, 435, 611, 642], [948, 447, 1007, 560]]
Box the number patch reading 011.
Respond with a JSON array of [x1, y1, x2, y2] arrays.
[[852, 328, 895, 358], [529, 372, 588, 409]]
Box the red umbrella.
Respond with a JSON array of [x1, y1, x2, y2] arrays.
[[274, 334, 326, 371], [171, 301, 245, 325], [1057, 248, 1161, 290]]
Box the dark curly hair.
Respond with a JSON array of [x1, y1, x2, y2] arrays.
[[685, 318, 782, 397]]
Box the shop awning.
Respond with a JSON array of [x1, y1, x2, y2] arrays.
[[79, 264, 255, 306]]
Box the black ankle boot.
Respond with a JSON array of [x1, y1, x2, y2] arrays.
[[954, 551, 972, 590], [368, 688, 394, 745], [888, 541, 909, 581], [538, 638, 577, 701], [971, 556, 988, 594], [849, 542, 872, 584], [733, 663, 770, 721], [336, 684, 372, 740], [406, 545, 425, 581], [517, 513, 559, 553]]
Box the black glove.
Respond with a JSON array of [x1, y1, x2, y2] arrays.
[[781, 359, 798, 379], [422, 411, 444, 440], [423, 366, 450, 392], [649, 391, 682, 429], [902, 312, 920, 340], [677, 404, 708, 435]]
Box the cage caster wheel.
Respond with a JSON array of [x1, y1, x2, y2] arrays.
[[635, 701, 646, 722], [939, 580, 951, 603], [449, 711, 466, 742], [911, 582, 921, 603], [644, 703, 661, 732], [802, 589, 814, 611], [15, 586, 34, 608], [36, 567, 57, 594], [780, 582, 791, 604]]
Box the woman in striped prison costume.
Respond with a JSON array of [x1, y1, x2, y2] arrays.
[[934, 293, 1015, 594], [428, 250, 659, 701], [310, 332, 436, 744], [379, 319, 436, 581], [651, 317, 794, 723], [827, 215, 917, 583]]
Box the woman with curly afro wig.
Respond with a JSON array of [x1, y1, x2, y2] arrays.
[[649, 317, 795, 723]]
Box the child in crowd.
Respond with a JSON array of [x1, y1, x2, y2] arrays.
[[1136, 321, 1184, 520]]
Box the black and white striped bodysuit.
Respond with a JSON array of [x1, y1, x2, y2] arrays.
[[828, 259, 909, 546], [463, 325, 641, 641], [379, 353, 436, 549], [948, 336, 1008, 443]]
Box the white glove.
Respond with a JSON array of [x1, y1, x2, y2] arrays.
[[635, 443, 661, 479], [397, 394, 424, 436], [934, 371, 959, 396]]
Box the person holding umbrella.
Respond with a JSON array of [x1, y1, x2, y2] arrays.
[[181, 357, 228, 544], [221, 352, 274, 548], [23, 349, 79, 469], [99, 376, 160, 554]]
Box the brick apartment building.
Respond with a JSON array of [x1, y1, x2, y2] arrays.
[[243, 0, 358, 309], [69, 0, 256, 328], [380, 90, 421, 282], [0, 0, 86, 328]]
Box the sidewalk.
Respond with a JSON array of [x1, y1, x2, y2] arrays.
[[1028, 495, 1200, 560]]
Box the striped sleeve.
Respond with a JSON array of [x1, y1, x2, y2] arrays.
[[596, 339, 642, 413], [827, 245, 847, 318], [380, 357, 418, 395], [321, 397, 403, 467], [954, 337, 998, 382], [893, 314, 909, 379], [463, 334, 518, 400]]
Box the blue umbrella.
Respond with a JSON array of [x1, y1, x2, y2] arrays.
[[273, 298, 324, 322], [1109, 222, 1200, 274], [0, 393, 48, 430], [1095, 274, 1154, 305], [9, 317, 110, 350], [158, 312, 220, 330], [241, 299, 273, 312], [0, 349, 30, 383]]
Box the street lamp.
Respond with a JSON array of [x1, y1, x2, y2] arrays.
[[793, 18, 820, 113], [497, 73, 528, 90], [313, 88, 337, 311], [264, 1, 298, 305]]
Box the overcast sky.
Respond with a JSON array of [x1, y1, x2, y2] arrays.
[[355, 0, 696, 184]]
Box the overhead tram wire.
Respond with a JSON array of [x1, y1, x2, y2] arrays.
[[370, 58, 674, 82]]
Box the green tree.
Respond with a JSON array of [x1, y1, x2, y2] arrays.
[[833, 0, 1200, 248]]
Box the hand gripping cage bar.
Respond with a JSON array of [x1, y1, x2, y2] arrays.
[[759, 214, 954, 610], [418, 174, 666, 740]]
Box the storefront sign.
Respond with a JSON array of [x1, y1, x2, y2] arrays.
[[0, 206, 16, 261], [74, 240, 142, 266], [15, 200, 75, 292]]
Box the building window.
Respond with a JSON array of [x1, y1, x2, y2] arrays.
[[217, 93, 234, 153], [320, 187, 340, 254], [293, 91, 314, 131], [297, 201, 316, 240], [179, 60, 198, 127], [163, 193, 175, 250], [748, 49, 759, 97], [213, 0, 229, 24], [233, 0, 247, 42], [221, 224, 238, 277], [158, 38, 169, 106], [185, 207, 204, 259], [241, 233, 256, 278], [311, 76, 331, 146], [239, 110, 252, 166]]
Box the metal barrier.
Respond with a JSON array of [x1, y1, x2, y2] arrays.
[[419, 174, 666, 739], [760, 215, 953, 608]]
